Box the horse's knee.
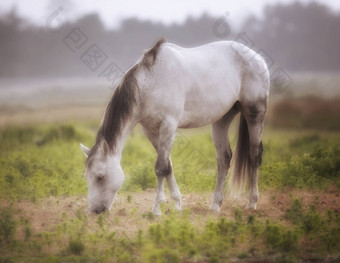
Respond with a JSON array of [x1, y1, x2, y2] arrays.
[[243, 98, 267, 126], [250, 141, 263, 168], [155, 158, 172, 176], [223, 150, 232, 168], [217, 149, 232, 172]]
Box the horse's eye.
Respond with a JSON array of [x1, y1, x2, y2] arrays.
[[97, 175, 104, 182]]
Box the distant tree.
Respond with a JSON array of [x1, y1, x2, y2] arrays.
[[0, 8, 24, 76], [242, 1, 340, 71], [0, 1, 339, 78]]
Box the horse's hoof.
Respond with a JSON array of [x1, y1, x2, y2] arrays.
[[210, 203, 220, 212], [174, 201, 182, 211], [246, 203, 257, 210], [152, 208, 162, 216]]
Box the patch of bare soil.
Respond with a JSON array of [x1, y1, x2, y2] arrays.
[[2, 189, 339, 238]]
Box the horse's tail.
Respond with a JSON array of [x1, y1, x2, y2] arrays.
[[228, 113, 251, 196]]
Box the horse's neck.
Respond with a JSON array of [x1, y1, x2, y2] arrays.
[[111, 116, 137, 162]]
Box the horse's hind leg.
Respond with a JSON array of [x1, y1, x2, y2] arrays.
[[210, 105, 239, 212], [242, 98, 267, 209]]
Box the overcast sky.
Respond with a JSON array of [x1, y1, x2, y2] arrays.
[[0, 0, 339, 29]]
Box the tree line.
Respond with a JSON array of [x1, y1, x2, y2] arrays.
[[0, 1, 339, 78]]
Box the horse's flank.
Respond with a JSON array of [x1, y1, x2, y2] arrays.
[[86, 38, 166, 166]]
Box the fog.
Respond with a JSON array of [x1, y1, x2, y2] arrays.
[[0, 0, 339, 115]]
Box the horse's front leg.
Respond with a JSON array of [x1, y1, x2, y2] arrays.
[[152, 175, 166, 216], [166, 160, 181, 211], [154, 118, 181, 215], [142, 127, 167, 216]]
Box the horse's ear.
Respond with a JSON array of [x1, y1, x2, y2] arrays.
[[80, 143, 90, 157]]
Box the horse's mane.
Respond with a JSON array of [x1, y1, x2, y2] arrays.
[[86, 38, 166, 162]]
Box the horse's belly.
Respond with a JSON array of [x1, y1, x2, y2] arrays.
[[175, 48, 241, 128], [178, 86, 238, 128]]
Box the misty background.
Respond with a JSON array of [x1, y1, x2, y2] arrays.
[[0, 0, 339, 128], [1, 0, 340, 77]]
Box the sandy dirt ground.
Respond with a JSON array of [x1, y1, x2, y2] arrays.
[[3, 188, 338, 239]]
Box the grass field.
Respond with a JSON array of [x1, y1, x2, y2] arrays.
[[0, 119, 339, 262], [0, 73, 339, 263]]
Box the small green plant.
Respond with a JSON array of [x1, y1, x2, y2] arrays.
[[264, 222, 299, 252], [126, 164, 156, 191], [0, 208, 16, 243], [118, 251, 131, 263], [247, 215, 255, 225], [303, 206, 323, 233], [143, 211, 155, 221], [96, 214, 106, 231], [68, 239, 85, 255], [23, 219, 32, 241], [76, 208, 87, 221], [233, 208, 243, 224], [285, 199, 304, 224], [285, 200, 324, 234], [238, 252, 249, 259]]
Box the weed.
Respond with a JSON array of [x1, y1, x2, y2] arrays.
[[261, 143, 340, 190], [303, 206, 323, 233], [238, 252, 249, 259], [96, 214, 106, 231], [233, 208, 243, 224], [143, 212, 155, 221], [285, 199, 304, 224], [23, 219, 32, 241], [286, 200, 324, 234], [264, 222, 299, 252], [125, 164, 156, 191], [0, 208, 16, 243], [67, 239, 85, 255]]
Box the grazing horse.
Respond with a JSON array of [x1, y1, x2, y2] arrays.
[[80, 39, 269, 215]]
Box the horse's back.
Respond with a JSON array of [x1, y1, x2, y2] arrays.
[[138, 41, 269, 128]]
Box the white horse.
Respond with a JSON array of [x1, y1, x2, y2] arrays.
[[80, 39, 269, 215]]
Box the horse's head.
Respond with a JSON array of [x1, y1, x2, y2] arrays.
[[80, 139, 124, 214]]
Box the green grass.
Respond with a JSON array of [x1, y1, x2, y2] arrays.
[[0, 123, 339, 200], [0, 122, 339, 262], [0, 124, 91, 201], [260, 131, 340, 190]]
